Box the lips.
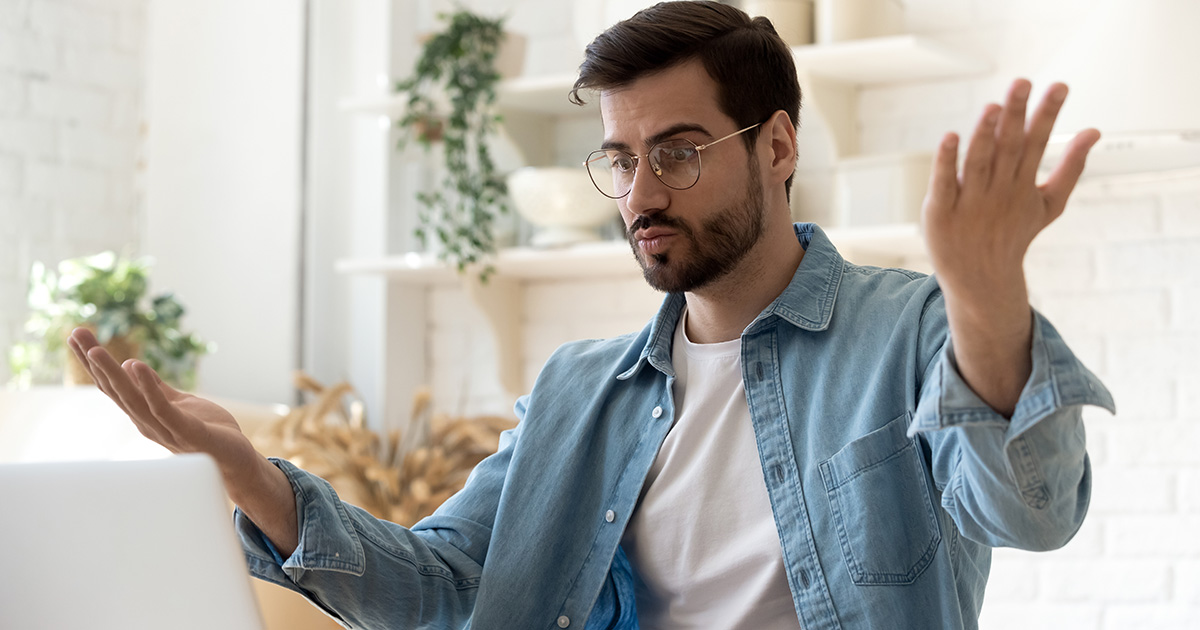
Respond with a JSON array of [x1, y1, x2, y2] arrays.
[[634, 228, 677, 256], [635, 227, 674, 241]]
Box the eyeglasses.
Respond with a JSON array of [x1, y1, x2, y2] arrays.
[[583, 123, 762, 199]]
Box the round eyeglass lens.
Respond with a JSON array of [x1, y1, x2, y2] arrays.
[[648, 140, 701, 190], [585, 150, 633, 199]]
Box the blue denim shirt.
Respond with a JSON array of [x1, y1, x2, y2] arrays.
[[236, 223, 1114, 629]]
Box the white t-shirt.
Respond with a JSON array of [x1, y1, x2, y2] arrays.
[[620, 308, 802, 629]]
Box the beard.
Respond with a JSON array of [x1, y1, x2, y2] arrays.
[[627, 160, 767, 293]]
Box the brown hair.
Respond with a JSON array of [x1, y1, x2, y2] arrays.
[[571, 1, 802, 192]]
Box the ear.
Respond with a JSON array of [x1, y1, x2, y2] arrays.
[[762, 109, 797, 187]]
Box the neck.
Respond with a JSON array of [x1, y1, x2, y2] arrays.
[[683, 213, 804, 344]]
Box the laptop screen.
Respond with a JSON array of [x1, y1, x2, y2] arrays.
[[0, 454, 265, 630]]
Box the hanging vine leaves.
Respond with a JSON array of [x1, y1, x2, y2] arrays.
[[396, 9, 509, 282]]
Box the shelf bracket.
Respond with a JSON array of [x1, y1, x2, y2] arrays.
[[799, 70, 860, 160], [462, 274, 525, 400]]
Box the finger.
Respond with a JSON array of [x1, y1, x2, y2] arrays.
[[70, 326, 99, 347], [962, 104, 1002, 190], [85, 347, 138, 414], [131, 361, 185, 403], [131, 361, 195, 442], [1040, 128, 1100, 219], [1018, 83, 1069, 184], [925, 133, 960, 214], [68, 327, 108, 386], [82, 345, 133, 416], [88, 346, 171, 444], [125, 360, 182, 447], [992, 79, 1031, 181], [66, 336, 101, 387]]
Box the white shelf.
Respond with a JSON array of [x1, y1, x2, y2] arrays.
[[338, 73, 594, 119], [339, 36, 988, 121], [335, 240, 637, 284], [335, 223, 924, 284], [496, 73, 596, 115], [792, 35, 990, 84]]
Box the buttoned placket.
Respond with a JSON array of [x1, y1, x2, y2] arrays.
[[741, 326, 842, 629], [556, 384, 676, 630]]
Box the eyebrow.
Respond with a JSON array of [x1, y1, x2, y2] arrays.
[[601, 122, 714, 152]]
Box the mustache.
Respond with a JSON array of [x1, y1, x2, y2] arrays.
[[627, 213, 688, 237]]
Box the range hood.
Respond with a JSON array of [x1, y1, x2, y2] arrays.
[[1037, 0, 1200, 178]]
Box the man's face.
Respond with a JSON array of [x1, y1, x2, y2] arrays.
[[599, 60, 767, 293]]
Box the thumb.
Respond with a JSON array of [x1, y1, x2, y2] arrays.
[[1041, 128, 1100, 219]]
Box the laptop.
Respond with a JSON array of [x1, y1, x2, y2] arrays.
[[0, 454, 265, 630]]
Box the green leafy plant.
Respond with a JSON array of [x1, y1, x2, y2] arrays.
[[7, 251, 214, 390], [395, 8, 510, 281]]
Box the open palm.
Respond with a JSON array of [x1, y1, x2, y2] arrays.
[[67, 327, 261, 485]]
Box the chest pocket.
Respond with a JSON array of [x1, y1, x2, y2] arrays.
[[818, 412, 941, 585]]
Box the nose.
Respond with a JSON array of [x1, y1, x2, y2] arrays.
[[622, 157, 669, 219]]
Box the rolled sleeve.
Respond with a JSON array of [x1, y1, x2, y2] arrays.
[[910, 311, 1115, 436], [235, 458, 366, 589], [909, 311, 1116, 550], [233, 450, 496, 628]]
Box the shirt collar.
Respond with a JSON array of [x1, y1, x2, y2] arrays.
[[757, 222, 845, 333], [618, 223, 845, 381]]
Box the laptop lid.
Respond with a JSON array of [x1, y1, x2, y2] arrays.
[[0, 454, 265, 630]]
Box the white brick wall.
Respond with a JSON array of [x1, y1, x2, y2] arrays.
[[973, 169, 1200, 627], [0, 0, 148, 384], [414, 1, 1200, 626]]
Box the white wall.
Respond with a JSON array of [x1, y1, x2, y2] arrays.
[[142, 0, 304, 405], [0, 0, 147, 384]]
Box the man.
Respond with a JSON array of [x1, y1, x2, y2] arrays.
[[70, 2, 1114, 628]]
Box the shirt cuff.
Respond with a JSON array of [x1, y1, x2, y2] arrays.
[[908, 310, 1116, 438], [234, 457, 366, 589]]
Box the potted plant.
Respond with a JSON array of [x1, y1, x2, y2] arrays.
[[394, 8, 512, 281], [7, 251, 213, 390]]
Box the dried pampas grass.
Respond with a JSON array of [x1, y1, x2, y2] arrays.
[[250, 372, 516, 527]]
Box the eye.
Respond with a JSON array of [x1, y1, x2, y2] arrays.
[[612, 154, 635, 172], [667, 147, 694, 162]]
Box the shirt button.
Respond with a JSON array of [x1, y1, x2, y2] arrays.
[[605, 509, 615, 523], [651, 405, 663, 418], [557, 615, 570, 628]]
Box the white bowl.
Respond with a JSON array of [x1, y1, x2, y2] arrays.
[[507, 167, 619, 248]]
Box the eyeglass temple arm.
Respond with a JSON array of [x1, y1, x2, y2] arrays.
[[694, 122, 762, 151]]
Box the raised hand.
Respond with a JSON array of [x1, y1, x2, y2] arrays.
[[920, 79, 1099, 416], [68, 327, 299, 553], [923, 79, 1099, 311]]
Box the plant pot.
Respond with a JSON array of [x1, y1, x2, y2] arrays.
[[814, 0, 905, 44], [494, 32, 526, 79], [64, 330, 140, 387], [743, 0, 814, 47]]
